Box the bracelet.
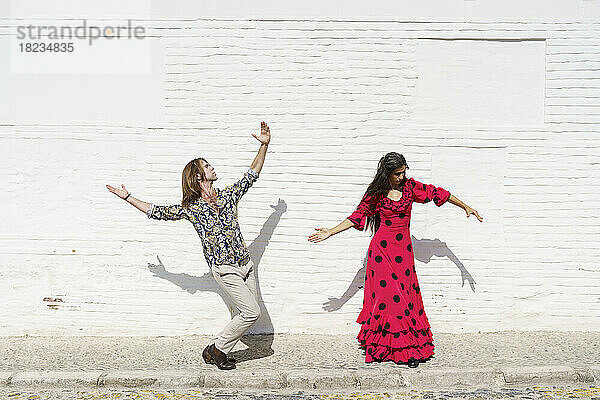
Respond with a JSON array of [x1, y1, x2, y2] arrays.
[[124, 193, 131, 201]]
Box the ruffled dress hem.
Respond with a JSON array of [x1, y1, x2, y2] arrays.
[[356, 318, 435, 363]]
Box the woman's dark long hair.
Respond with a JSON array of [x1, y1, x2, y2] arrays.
[[364, 152, 409, 235]]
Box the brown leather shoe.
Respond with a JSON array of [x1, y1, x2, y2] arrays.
[[202, 344, 235, 370], [202, 345, 212, 364], [202, 345, 236, 364]]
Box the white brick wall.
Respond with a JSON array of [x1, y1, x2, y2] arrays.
[[1, 10, 599, 335]]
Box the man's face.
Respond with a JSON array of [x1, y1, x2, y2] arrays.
[[198, 160, 218, 182]]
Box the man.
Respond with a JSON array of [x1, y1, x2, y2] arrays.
[[106, 122, 271, 370]]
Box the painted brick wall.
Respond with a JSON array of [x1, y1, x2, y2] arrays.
[[0, 15, 599, 335]]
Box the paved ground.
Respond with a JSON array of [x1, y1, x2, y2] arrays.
[[0, 332, 598, 390], [1, 386, 600, 400], [2, 332, 599, 371]]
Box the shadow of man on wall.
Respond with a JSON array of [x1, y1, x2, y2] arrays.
[[147, 198, 287, 362], [323, 235, 476, 312]]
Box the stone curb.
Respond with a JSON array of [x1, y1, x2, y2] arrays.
[[0, 372, 12, 386], [402, 368, 505, 388], [501, 366, 583, 385], [0, 366, 597, 389], [10, 371, 101, 387], [204, 370, 286, 389], [100, 370, 204, 388]]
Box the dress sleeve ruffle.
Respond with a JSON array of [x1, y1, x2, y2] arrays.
[[347, 193, 380, 231], [410, 178, 451, 207]]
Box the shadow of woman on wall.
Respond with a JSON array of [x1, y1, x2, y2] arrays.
[[147, 198, 287, 362], [323, 235, 476, 312]]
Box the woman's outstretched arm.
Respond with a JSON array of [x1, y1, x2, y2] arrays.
[[448, 194, 483, 222], [250, 121, 271, 174], [106, 184, 151, 214], [308, 219, 355, 243], [310, 193, 380, 243]]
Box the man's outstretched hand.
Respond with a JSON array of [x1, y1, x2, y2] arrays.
[[106, 184, 129, 199], [252, 121, 271, 145]]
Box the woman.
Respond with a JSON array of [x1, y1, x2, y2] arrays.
[[308, 152, 482, 368], [106, 122, 271, 371]]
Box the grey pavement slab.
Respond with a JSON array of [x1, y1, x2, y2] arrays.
[[10, 371, 101, 387], [402, 368, 505, 388], [501, 365, 579, 385], [0, 372, 11, 386], [99, 370, 204, 388], [285, 369, 359, 390], [204, 370, 286, 389]]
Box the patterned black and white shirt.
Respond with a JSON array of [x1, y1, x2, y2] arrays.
[[146, 168, 259, 268]]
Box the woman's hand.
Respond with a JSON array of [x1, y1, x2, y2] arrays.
[[308, 227, 333, 243], [106, 184, 129, 200], [465, 206, 483, 222], [252, 121, 271, 145]]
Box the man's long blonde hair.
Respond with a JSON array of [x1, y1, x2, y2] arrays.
[[181, 157, 207, 208]]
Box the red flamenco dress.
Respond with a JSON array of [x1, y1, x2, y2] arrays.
[[347, 178, 451, 363]]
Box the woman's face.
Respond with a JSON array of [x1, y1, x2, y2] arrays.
[[388, 165, 407, 188], [197, 160, 218, 182]]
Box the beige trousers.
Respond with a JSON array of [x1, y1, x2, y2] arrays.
[[211, 259, 261, 354]]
